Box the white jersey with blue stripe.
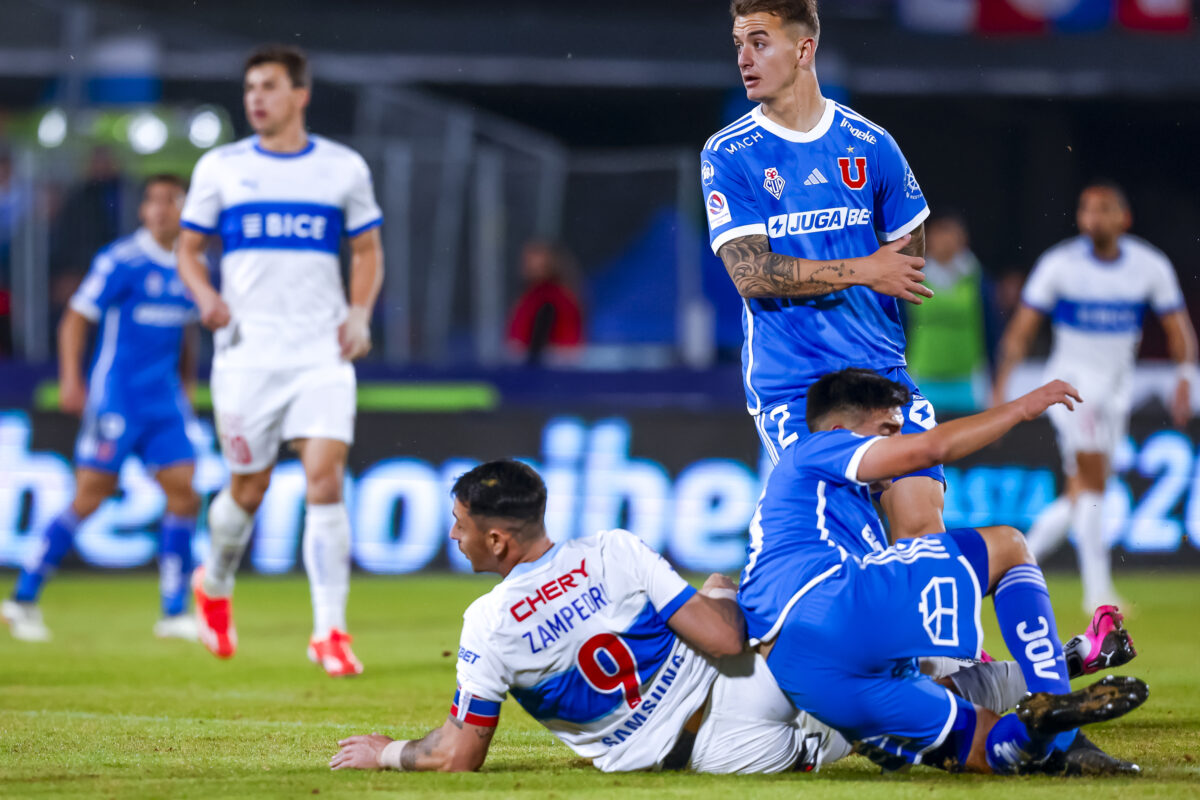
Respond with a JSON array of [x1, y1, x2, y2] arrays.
[[453, 530, 715, 772], [738, 429, 888, 646], [1022, 234, 1184, 385], [180, 135, 382, 369], [701, 101, 930, 413], [68, 228, 195, 415]]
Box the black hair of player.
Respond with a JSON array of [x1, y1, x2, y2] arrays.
[[1080, 179, 1130, 212], [244, 44, 310, 89], [142, 173, 187, 196], [730, 0, 820, 38], [806, 368, 911, 431], [452, 460, 547, 538]]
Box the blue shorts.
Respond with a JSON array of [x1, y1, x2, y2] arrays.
[[754, 366, 944, 485], [766, 529, 987, 760], [75, 402, 195, 474]]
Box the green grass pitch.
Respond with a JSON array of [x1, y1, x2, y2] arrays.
[[1, 571, 1198, 798]]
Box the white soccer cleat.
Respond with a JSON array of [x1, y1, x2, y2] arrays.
[[2, 599, 52, 642], [154, 614, 199, 640]]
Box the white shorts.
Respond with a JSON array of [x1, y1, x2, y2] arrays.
[[1046, 388, 1130, 473], [211, 361, 356, 474], [689, 652, 851, 774]]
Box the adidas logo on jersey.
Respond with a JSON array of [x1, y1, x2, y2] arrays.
[[803, 169, 829, 186]]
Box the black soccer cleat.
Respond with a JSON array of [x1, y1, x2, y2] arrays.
[[1038, 731, 1141, 777], [1016, 675, 1149, 737]]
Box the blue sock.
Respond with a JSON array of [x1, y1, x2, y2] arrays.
[[159, 513, 195, 617], [13, 509, 81, 603], [986, 714, 1078, 774], [993, 564, 1070, 695]]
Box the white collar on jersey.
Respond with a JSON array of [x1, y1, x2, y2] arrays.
[[134, 228, 176, 267], [751, 98, 835, 143], [504, 541, 558, 581]]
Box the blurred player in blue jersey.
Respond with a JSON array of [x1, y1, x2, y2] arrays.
[[993, 181, 1199, 613], [3, 175, 200, 643], [177, 45, 383, 675], [739, 368, 1146, 775], [704, 0, 943, 541]]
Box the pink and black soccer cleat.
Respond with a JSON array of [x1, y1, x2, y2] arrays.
[[1063, 605, 1137, 679], [192, 567, 237, 659], [308, 629, 364, 677]]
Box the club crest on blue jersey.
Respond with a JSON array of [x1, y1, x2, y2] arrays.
[[701, 160, 715, 186], [904, 166, 923, 200], [838, 157, 868, 190], [763, 167, 786, 200]]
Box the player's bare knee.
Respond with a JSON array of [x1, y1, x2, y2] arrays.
[[165, 487, 201, 517], [305, 473, 343, 505], [230, 472, 271, 512], [979, 525, 1034, 584]]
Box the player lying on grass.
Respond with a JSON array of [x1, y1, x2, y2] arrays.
[[330, 460, 1136, 775], [738, 368, 1148, 775]]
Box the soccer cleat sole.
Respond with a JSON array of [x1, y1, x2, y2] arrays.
[[1040, 731, 1141, 777], [1016, 675, 1148, 737]]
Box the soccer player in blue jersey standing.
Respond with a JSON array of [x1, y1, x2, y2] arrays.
[[703, 0, 942, 541], [3, 176, 200, 642], [739, 368, 1146, 775]]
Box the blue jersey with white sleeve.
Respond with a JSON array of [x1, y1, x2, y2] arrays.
[[738, 428, 888, 645], [701, 101, 930, 413]]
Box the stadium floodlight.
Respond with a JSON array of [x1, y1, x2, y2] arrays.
[[128, 111, 169, 154], [188, 108, 223, 148], [37, 108, 68, 148]]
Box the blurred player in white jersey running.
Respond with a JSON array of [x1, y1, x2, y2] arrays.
[[993, 181, 1198, 612], [177, 45, 384, 676]]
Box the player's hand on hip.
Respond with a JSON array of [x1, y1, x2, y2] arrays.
[[197, 290, 231, 330], [862, 235, 932, 305], [59, 375, 87, 416], [339, 305, 372, 361], [330, 734, 392, 770], [1016, 380, 1082, 420]]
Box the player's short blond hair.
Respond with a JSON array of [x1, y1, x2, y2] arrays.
[[730, 0, 820, 39]]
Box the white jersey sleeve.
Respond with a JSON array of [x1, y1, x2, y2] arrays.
[[602, 529, 695, 619], [1021, 251, 1062, 314], [1148, 251, 1185, 315], [180, 150, 223, 234], [344, 153, 383, 237], [456, 596, 512, 705]]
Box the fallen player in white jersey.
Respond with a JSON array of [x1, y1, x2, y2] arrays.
[[330, 460, 1137, 775]]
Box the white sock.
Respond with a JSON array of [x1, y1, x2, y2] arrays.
[[1025, 495, 1074, 561], [1073, 491, 1115, 607], [303, 502, 351, 639], [203, 488, 254, 598]]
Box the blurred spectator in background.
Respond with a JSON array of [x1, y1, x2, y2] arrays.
[[506, 239, 584, 365], [49, 146, 126, 310], [905, 212, 988, 412]]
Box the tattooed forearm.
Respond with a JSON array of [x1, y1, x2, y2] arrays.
[[719, 235, 855, 298], [898, 223, 925, 258]]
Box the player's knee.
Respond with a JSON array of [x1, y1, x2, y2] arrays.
[[305, 469, 343, 504], [165, 486, 201, 517], [230, 473, 271, 512], [981, 525, 1035, 576]]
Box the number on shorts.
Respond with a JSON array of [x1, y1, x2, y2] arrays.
[[577, 633, 642, 709], [770, 404, 800, 450]]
